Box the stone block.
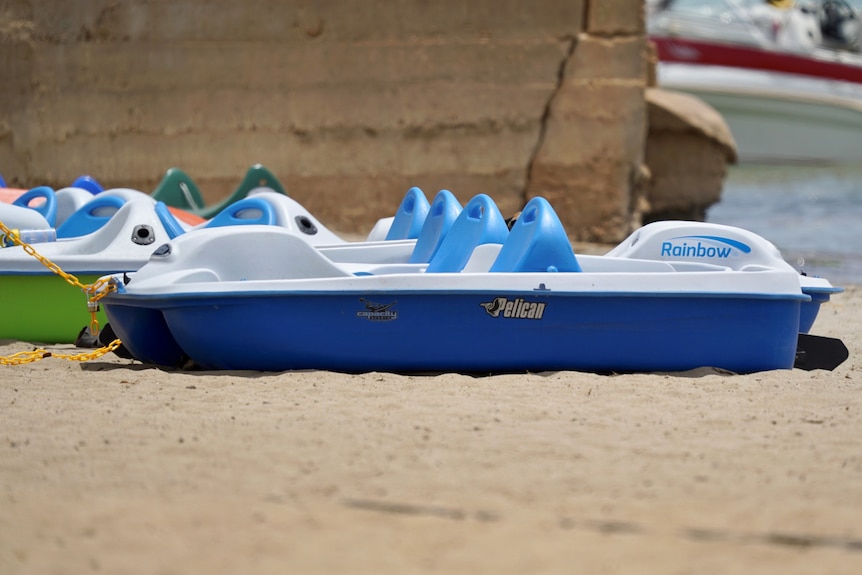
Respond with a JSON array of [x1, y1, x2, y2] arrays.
[[646, 88, 736, 155], [568, 33, 647, 81], [19, 82, 548, 138], [0, 41, 32, 105], [528, 158, 640, 243], [548, 82, 646, 160], [586, 0, 644, 36], [0, 0, 32, 22], [27, 0, 585, 42], [643, 132, 729, 221], [529, 80, 646, 241], [644, 88, 737, 222], [29, 40, 568, 93]]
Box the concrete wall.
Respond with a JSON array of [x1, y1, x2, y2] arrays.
[[1, 0, 648, 241]]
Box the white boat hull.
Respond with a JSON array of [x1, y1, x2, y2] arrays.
[[658, 62, 862, 164]]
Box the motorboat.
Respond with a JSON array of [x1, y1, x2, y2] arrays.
[[649, 0, 862, 164], [99, 194, 842, 374]]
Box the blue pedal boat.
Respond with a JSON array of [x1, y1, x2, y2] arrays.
[[1, 185, 408, 343], [99, 195, 833, 374]]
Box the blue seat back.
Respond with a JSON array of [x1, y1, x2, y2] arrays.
[[56, 194, 126, 238], [426, 194, 509, 273], [408, 189, 463, 264], [154, 201, 187, 239], [205, 197, 277, 228], [385, 187, 430, 240], [13, 186, 57, 226], [489, 197, 581, 273], [71, 175, 103, 195]]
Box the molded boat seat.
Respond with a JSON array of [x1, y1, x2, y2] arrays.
[[248, 190, 347, 244], [13, 186, 57, 226], [152, 164, 287, 219], [204, 197, 277, 228], [56, 194, 126, 238], [425, 194, 509, 273], [490, 197, 582, 273], [151, 167, 205, 211], [408, 189, 463, 263], [70, 175, 103, 195], [196, 164, 287, 220], [385, 187, 430, 240], [55, 186, 100, 228]]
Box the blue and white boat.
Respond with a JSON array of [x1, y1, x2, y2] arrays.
[[99, 194, 841, 374], [0, 186, 408, 343]]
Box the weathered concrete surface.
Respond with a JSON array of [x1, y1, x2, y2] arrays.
[[643, 88, 736, 223], [1, 0, 650, 240], [528, 32, 649, 242]]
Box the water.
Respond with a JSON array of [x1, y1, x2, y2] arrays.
[[706, 164, 862, 286]]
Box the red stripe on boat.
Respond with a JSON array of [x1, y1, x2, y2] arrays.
[[652, 36, 862, 84]]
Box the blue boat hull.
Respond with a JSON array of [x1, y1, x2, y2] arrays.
[[103, 303, 187, 367], [799, 289, 833, 334], [104, 290, 802, 373]]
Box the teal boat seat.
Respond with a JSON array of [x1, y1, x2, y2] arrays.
[[197, 164, 287, 220], [154, 201, 187, 239], [385, 187, 430, 240], [56, 194, 126, 238], [71, 175, 103, 195], [426, 194, 509, 273], [151, 164, 287, 220], [13, 186, 57, 226], [489, 197, 582, 273], [150, 167, 206, 212], [205, 196, 277, 228], [408, 189, 463, 264]]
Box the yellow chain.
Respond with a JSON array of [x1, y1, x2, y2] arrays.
[[0, 219, 123, 365], [0, 339, 124, 366]]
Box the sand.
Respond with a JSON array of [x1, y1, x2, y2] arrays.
[[1, 286, 860, 574]]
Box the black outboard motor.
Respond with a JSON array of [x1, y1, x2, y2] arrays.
[[820, 0, 861, 51]]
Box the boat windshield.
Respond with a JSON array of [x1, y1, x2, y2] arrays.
[[650, 0, 862, 53], [648, 0, 774, 47]]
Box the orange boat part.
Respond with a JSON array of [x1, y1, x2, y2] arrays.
[[0, 188, 26, 204], [167, 206, 206, 227]]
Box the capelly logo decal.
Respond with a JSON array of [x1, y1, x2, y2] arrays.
[[357, 298, 398, 321], [481, 297, 546, 319], [660, 235, 751, 259]]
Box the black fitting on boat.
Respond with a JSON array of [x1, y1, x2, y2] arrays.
[[132, 224, 155, 245], [295, 215, 318, 235]]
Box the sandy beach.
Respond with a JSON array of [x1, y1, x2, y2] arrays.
[[1, 286, 860, 574]]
